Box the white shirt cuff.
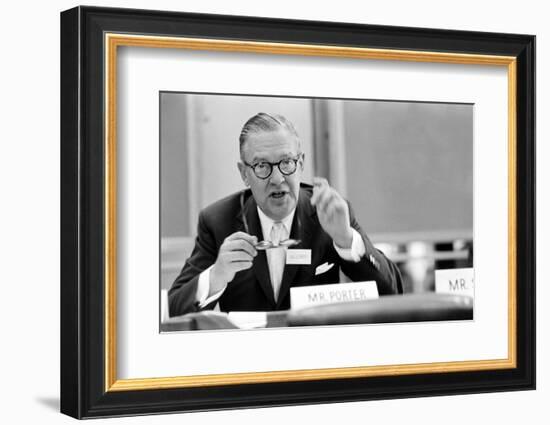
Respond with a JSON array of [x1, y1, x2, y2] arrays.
[[333, 228, 366, 262], [196, 265, 226, 308]]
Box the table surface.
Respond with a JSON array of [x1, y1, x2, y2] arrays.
[[162, 293, 473, 332]]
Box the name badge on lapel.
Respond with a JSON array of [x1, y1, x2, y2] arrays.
[[286, 249, 311, 265]]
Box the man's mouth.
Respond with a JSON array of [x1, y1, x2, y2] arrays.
[[270, 191, 287, 199]]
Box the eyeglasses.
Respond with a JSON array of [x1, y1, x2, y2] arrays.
[[243, 154, 302, 180], [240, 191, 301, 250]]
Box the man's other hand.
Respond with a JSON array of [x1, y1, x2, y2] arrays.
[[310, 177, 353, 249], [210, 232, 258, 295]]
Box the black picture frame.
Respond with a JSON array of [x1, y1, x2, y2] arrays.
[[60, 5, 535, 419]]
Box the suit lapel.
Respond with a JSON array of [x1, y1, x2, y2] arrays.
[[276, 193, 315, 309], [237, 192, 276, 307]]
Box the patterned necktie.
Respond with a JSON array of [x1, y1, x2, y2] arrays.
[[268, 221, 286, 301]]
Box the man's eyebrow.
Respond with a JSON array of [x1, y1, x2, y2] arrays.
[[250, 155, 268, 163], [251, 152, 295, 162]]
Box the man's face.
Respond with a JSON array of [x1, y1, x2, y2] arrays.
[[238, 128, 304, 221]]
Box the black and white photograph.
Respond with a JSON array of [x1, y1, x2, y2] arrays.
[[160, 93, 475, 331]]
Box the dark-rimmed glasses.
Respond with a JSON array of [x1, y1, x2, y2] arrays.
[[243, 154, 303, 180]]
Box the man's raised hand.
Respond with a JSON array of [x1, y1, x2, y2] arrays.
[[310, 177, 353, 249]]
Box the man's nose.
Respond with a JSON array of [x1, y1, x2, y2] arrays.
[[269, 166, 285, 185]]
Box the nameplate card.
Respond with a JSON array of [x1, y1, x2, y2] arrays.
[[286, 249, 311, 265], [435, 268, 474, 298], [290, 281, 378, 310]]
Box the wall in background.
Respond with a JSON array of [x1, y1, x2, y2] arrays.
[[160, 93, 190, 237], [344, 101, 473, 240]]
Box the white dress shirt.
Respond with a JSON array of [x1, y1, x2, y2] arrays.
[[195, 207, 366, 308], [257, 207, 294, 301]]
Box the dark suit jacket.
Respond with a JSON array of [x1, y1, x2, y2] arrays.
[[168, 184, 403, 316]]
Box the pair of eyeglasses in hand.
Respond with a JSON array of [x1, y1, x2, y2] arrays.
[[253, 238, 301, 250], [240, 191, 301, 250]]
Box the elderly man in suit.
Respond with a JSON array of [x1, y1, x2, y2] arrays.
[[168, 113, 402, 317]]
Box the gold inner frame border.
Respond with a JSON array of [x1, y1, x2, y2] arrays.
[[104, 33, 517, 392]]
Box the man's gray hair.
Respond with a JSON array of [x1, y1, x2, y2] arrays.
[[239, 112, 301, 159]]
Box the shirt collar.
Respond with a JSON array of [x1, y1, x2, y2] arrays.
[[256, 206, 295, 240]]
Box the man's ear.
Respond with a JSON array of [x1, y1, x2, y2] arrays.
[[300, 153, 305, 171], [237, 162, 248, 186]]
